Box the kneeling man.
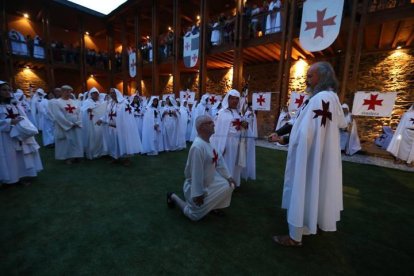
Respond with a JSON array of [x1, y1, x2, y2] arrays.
[[167, 115, 236, 221]]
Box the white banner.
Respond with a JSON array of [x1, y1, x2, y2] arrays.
[[352, 91, 397, 117], [288, 91, 309, 113], [129, 52, 136, 78], [252, 92, 271, 111], [162, 94, 175, 101], [208, 94, 223, 105], [183, 31, 199, 68], [299, 0, 344, 52], [179, 90, 196, 104]]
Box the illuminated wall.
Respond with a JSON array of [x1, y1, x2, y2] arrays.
[[14, 68, 47, 94]]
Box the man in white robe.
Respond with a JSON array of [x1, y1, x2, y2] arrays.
[[387, 104, 414, 166], [39, 93, 55, 147], [270, 62, 347, 246], [81, 87, 107, 160], [97, 88, 141, 166], [141, 96, 163, 155], [210, 89, 248, 187], [30, 88, 46, 130], [167, 115, 236, 221], [51, 85, 84, 164], [190, 94, 211, 141], [0, 81, 43, 186], [178, 100, 190, 149], [241, 104, 257, 181], [340, 103, 361, 156], [162, 96, 180, 151], [130, 93, 144, 140]]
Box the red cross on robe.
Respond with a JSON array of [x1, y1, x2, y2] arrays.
[[305, 8, 337, 39], [312, 100, 332, 127], [410, 118, 414, 125], [5, 107, 19, 119], [295, 95, 305, 108], [232, 119, 242, 131], [65, 104, 76, 114], [363, 94, 383, 111], [109, 110, 117, 121], [210, 96, 217, 105], [125, 104, 132, 114], [212, 149, 218, 167], [88, 109, 94, 120], [256, 95, 266, 106]]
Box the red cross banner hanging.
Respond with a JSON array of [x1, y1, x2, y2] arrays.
[[252, 92, 271, 111], [179, 90, 196, 104], [288, 91, 309, 113], [183, 30, 199, 68], [129, 51, 136, 78], [299, 0, 344, 52], [352, 91, 397, 117]]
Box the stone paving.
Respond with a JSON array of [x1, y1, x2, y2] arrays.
[[256, 139, 414, 173]]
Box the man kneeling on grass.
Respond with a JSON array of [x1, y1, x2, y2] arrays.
[[167, 115, 236, 221]]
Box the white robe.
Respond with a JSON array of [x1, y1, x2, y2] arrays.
[[141, 104, 163, 155], [131, 102, 144, 140], [52, 98, 84, 160], [190, 95, 211, 141], [39, 98, 55, 146], [178, 105, 189, 149], [0, 103, 43, 184], [340, 114, 361, 156], [211, 22, 221, 46], [162, 105, 180, 151], [242, 110, 257, 180], [210, 108, 245, 187], [266, 0, 281, 34], [81, 99, 107, 159], [282, 91, 347, 236], [387, 108, 414, 163], [183, 136, 234, 221]]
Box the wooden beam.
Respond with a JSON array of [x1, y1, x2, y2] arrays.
[[391, 20, 404, 48], [135, 9, 142, 95], [406, 29, 414, 47], [198, 0, 208, 95], [377, 23, 385, 49], [232, 0, 244, 91], [78, 15, 86, 92], [121, 18, 129, 95], [173, 0, 181, 95], [107, 24, 115, 87], [277, 0, 289, 103], [339, 0, 358, 102], [151, 0, 159, 95], [366, 5, 414, 25]]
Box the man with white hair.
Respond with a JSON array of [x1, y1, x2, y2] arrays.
[[190, 94, 211, 142], [167, 115, 236, 221], [81, 87, 107, 159], [51, 85, 84, 164], [210, 89, 248, 187]]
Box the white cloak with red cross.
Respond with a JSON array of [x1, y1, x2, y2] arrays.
[[282, 90, 347, 235], [387, 106, 414, 164]]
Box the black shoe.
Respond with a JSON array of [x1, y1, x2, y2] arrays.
[[210, 209, 225, 217], [166, 192, 175, 209]]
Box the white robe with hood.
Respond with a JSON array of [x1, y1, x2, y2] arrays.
[[282, 90, 347, 237], [141, 96, 163, 155], [387, 105, 414, 163], [190, 94, 211, 141], [241, 108, 257, 180]]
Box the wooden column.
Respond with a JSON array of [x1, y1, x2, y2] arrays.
[[78, 16, 86, 92], [280, 0, 297, 106], [232, 0, 244, 91], [121, 18, 129, 95], [350, 0, 369, 94], [172, 0, 181, 96], [339, 0, 358, 102], [43, 5, 55, 91], [151, 0, 160, 95], [134, 10, 142, 95], [198, 0, 208, 95], [0, 0, 10, 83], [107, 24, 115, 88], [276, 1, 289, 95]]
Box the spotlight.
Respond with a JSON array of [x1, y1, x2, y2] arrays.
[[90, 74, 94, 78], [396, 45, 402, 50], [23, 13, 29, 19], [85, 31, 90, 36]]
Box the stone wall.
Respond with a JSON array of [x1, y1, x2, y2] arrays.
[[14, 68, 47, 95]]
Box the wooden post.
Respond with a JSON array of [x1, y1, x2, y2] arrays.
[[43, 5, 55, 91], [172, 0, 181, 96], [121, 18, 128, 95], [281, 0, 297, 106], [107, 24, 115, 88], [276, 0, 289, 96], [151, 0, 160, 95], [198, 0, 208, 96], [232, 0, 244, 91], [339, 0, 358, 102], [350, 0, 369, 94], [78, 16, 86, 92], [134, 10, 143, 95]]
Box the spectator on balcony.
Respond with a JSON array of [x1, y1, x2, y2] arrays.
[[166, 29, 174, 56], [266, 0, 281, 34], [261, 1, 269, 33], [33, 35, 45, 59], [210, 17, 222, 46], [250, 4, 261, 38], [223, 15, 235, 43], [26, 35, 34, 57]]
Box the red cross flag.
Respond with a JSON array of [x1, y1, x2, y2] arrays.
[[288, 91, 309, 113], [299, 0, 344, 52], [179, 90, 196, 104], [352, 91, 397, 117], [209, 94, 223, 105], [252, 92, 271, 111], [129, 51, 137, 78]]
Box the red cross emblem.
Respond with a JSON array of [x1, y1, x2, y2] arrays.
[[88, 109, 94, 120], [363, 94, 383, 111], [305, 8, 337, 39], [410, 118, 414, 125], [65, 104, 76, 114], [184, 93, 190, 100], [212, 149, 218, 167], [109, 110, 116, 121], [313, 100, 332, 127], [232, 119, 242, 131], [125, 104, 132, 114], [5, 107, 19, 119], [256, 94, 266, 106], [210, 96, 217, 105], [295, 95, 305, 108], [191, 54, 197, 63], [130, 60, 136, 69], [185, 42, 190, 51]]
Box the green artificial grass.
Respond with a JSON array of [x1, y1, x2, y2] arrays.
[[1, 145, 413, 275]]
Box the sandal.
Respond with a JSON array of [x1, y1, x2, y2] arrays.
[[272, 235, 302, 247], [166, 192, 175, 209]]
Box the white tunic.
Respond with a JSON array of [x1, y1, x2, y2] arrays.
[[0, 103, 43, 184], [183, 136, 234, 221], [162, 105, 179, 151], [282, 91, 347, 234], [387, 108, 414, 163], [266, 0, 281, 34], [39, 98, 55, 146], [141, 101, 163, 155], [52, 98, 84, 160], [241, 109, 257, 180]]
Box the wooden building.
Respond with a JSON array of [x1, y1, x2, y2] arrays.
[[0, 0, 413, 143]]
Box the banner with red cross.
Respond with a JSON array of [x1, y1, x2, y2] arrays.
[[299, 0, 344, 52], [288, 91, 309, 113], [352, 91, 397, 117], [129, 51, 136, 78], [179, 91, 196, 104], [208, 94, 222, 105], [252, 92, 271, 111], [183, 31, 199, 68]]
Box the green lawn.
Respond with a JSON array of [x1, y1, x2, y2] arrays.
[[1, 145, 413, 275]]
